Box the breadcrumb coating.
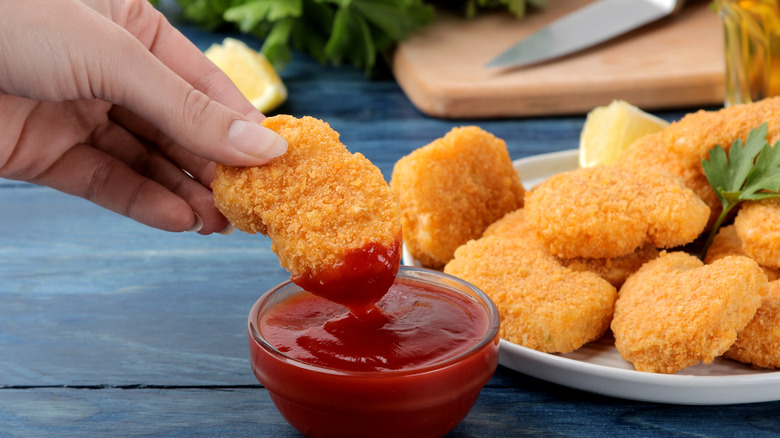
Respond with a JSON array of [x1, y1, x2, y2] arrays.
[[620, 96, 780, 224], [390, 126, 525, 268], [734, 198, 780, 269], [211, 115, 401, 307], [444, 235, 616, 354], [612, 252, 765, 374], [725, 280, 780, 369], [524, 165, 710, 259], [704, 225, 780, 280], [484, 208, 658, 288]]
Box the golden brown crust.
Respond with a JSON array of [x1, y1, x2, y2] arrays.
[[620, 96, 780, 224], [524, 165, 709, 259], [211, 115, 401, 280], [611, 252, 765, 374], [444, 235, 616, 354], [705, 225, 780, 280], [734, 199, 780, 269], [484, 208, 658, 288], [390, 126, 525, 268], [725, 280, 780, 369]]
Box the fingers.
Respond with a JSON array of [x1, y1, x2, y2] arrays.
[[89, 120, 230, 234], [109, 105, 218, 187], [32, 143, 202, 233], [81, 0, 287, 166], [82, 0, 256, 116]]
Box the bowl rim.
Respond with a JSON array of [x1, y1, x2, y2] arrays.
[[248, 266, 500, 377]]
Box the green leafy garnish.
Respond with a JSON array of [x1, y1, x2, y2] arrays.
[[174, 0, 435, 73], [170, 0, 545, 73], [432, 0, 546, 19], [700, 123, 780, 258]]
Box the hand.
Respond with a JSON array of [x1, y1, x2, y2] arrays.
[[0, 0, 287, 234]]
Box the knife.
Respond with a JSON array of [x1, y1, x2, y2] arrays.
[[485, 0, 686, 69]]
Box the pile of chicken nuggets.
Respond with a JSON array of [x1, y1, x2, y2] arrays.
[[392, 98, 780, 374]]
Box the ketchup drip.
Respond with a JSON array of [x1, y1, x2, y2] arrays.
[[290, 240, 401, 315]]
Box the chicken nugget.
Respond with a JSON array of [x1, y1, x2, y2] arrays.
[[524, 165, 710, 259], [612, 252, 766, 374], [444, 235, 616, 354], [620, 96, 780, 224], [390, 126, 525, 268], [484, 208, 658, 288], [725, 280, 780, 369], [734, 198, 780, 269], [211, 115, 401, 311], [704, 225, 780, 280]]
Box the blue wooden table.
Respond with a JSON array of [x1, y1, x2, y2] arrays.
[[2, 7, 780, 438]]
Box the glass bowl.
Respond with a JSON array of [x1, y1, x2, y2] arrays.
[[247, 266, 500, 438]]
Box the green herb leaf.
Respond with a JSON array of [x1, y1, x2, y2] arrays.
[[224, 0, 302, 33], [434, 0, 546, 19], [170, 0, 539, 72], [700, 123, 780, 258], [173, 0, 436, 72]]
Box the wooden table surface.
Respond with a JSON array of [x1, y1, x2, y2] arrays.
[[2, 7, 780, 438]]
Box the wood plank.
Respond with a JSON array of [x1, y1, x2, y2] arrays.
[[1, 379, 780, 437], [393, 0, 725, 118]]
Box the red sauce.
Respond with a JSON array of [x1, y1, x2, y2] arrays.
[[290, 240, 400, 315], [259, 278, 489, 372]]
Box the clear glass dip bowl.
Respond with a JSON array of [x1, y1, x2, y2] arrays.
[[247, 267, 500, 438]]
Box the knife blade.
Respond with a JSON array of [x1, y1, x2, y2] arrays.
[[485, 0, 685, 69]]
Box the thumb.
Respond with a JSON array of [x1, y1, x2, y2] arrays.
[[107, 50, 288, 167], [87, 7, 288, 166]]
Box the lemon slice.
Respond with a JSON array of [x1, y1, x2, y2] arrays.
[[205, 38, 287, 114], [578, 100, 669, 167]]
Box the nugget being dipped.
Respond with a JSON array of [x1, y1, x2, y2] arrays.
[[525, 165, 710, 259], [444, 235, 616, 354], [212, 115, 401, 312], [390, 126, 525, 268], [612, 252, 766, 374]]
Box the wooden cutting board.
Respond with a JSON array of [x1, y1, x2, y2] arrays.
[[392, 0, 725, 119]]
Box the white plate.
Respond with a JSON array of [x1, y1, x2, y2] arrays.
[[403, 148, 780, 405]]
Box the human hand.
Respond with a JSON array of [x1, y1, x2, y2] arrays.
[[0, 0, 287, 234]]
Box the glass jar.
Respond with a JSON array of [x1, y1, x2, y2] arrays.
[[717, 0, 780, 106]]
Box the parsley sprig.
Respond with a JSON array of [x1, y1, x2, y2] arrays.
[[700, 123, 780, 258], [173, 0, 435, 73], [169, 0, 545, 73]]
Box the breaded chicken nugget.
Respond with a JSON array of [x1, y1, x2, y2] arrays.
[[211, 115, 401, 310], [704, 225, 780, 280], [390, 126, 525, 268], [484, 209, 658, 288], [734, 198, 780, 269], [612, 252, 766, 374], [620, 97, 780, 223], [725, 280, 780, 369], [444, 235, 616, 354], [524, 165, 710, 259]]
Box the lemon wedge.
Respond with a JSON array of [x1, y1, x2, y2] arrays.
[[205, 38, 287, 114], [578, 100, 669, 168]]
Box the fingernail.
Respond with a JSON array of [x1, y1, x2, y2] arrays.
[[228, 119, 287, 159], [186, 213, 203, 233], [218, 223, 236, 235]]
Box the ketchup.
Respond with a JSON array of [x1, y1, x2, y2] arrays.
[[290, 240, 401, 314], [249, 268, 500, 438], [259, 279, 490, 372]]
